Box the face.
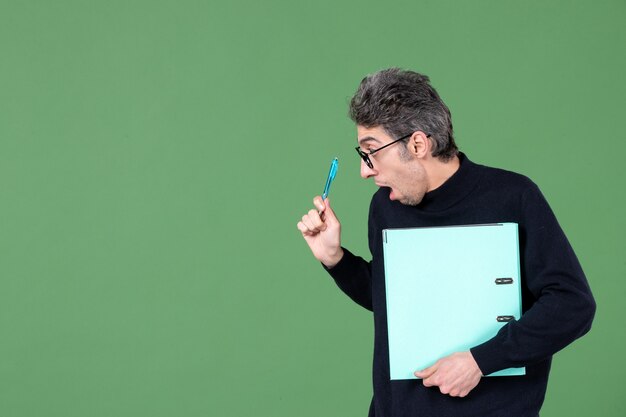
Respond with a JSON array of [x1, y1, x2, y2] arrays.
[[357, 125, 429, 206]]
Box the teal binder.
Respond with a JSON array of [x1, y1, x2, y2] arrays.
[[382, 223, 525, 380]]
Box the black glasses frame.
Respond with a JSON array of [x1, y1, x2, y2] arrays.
[[355, 132, 430, 169]]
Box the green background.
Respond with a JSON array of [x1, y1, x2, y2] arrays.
[[1, 0, 624, 416]]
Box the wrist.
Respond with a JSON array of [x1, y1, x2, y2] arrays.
[[322, 247, 344, 269]]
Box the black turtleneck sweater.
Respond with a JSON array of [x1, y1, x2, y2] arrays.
[[325, 153, 595, 417]]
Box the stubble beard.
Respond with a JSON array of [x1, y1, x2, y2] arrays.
[[395, 149, 428, 206], [398, 190, 426, 206], [393, 169, 428, 206]]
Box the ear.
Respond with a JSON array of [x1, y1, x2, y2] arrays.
[[407, 131, 431, 159]]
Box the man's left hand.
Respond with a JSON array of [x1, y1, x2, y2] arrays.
[[414, 351, 482, 397]]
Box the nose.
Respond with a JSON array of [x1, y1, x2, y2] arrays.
[[360, 158, 377, 179]]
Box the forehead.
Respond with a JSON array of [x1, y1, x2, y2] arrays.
[[357, 125, 393, 146]]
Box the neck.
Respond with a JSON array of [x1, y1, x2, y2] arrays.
[[424, 154, 461, 192]]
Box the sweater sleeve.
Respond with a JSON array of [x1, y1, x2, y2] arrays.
[[323, 248, 373, 311], [322, 196, 378, 312], [470, 183, 596, 375]]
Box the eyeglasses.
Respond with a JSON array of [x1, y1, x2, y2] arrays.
[[355, 132, 430, 169]]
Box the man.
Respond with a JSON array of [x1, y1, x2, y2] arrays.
[[296, 68, 596, 417]]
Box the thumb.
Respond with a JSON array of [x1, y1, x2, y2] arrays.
[[414, 363, 437, 379], [323, 198, 339, 224]]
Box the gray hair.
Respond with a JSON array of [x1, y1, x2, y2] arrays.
[[349, 68, 458, 161]]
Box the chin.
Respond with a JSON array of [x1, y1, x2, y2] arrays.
[[388, 186, 424, 206], [399, 198, 422, 206], [396, 191, 424, 206]]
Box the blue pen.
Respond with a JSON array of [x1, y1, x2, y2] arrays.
[[322, 157, 339, 200]]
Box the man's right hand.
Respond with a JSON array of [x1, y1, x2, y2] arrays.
[[296, 196, 344, 268]]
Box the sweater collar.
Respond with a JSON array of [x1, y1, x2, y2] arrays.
[[415, 152, 483, 212]]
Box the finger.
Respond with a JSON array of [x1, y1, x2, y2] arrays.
[[297, 221, 315, 236], [307, 209, 327, 230], [301, 214, 317, 232], [422, 377, 436, 388]]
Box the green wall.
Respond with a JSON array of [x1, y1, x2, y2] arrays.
[[1, 1, 624, 416]]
